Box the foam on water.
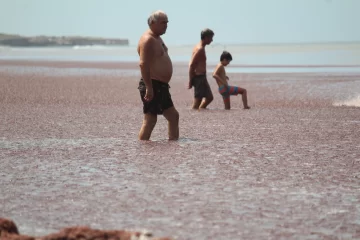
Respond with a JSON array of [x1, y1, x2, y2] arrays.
[[333, 95, 360, 107], [72, 45, 116, 50]]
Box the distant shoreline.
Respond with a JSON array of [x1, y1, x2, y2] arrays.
[[0, 33, 129, 47]]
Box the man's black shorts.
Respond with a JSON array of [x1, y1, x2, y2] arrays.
[[191, 74, 212, 99], [138, 79, 174, 115]]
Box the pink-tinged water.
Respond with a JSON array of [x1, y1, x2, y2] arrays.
[[0, 61, 359, 239]]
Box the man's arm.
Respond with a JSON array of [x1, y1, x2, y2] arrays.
[[139, 37, 154, 101], [212, 65, 227, 86], [188, 48, 204, 88]]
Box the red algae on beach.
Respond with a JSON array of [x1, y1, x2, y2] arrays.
[[0, 218, 172, 240], [1, 61, 359, 239]]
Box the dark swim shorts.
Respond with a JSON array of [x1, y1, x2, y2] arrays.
[[191, 74, 213, 99], [138, 79, 174, 115]]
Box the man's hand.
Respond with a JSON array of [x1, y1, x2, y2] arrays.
[[187, 80, 192, 89], [144, 88, 154, 102]]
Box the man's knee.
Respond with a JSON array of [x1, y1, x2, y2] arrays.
[[205, 94, 214, 102], [143, 114, 157, 128]]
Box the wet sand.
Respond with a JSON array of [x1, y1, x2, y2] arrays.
[[1, 60, 359, 239]]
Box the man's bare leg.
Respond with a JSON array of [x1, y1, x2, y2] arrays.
[[199, 84, 214, 109], [239, 88, 250, 109], [138, 113, 157, 140], [192, 98, 202, 109], [199, 93, 213, 109], [163, 106, 179, 140]]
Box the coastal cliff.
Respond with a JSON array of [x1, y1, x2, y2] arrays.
[[0, 33, 129, 47]]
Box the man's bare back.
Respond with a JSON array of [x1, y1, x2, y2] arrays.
[[138, 30, 173, 84], [189, 44, 207, 78]]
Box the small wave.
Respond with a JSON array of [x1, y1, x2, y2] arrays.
[[333, 95, 360, 107], [72, 45, 114, 50]]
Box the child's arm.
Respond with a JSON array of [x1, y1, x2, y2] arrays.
[[212, 65, 228, 86]]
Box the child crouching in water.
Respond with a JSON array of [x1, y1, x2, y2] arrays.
[[212, 51, 250, 110]]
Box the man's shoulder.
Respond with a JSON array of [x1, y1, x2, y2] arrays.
[[194, 46, 205, 54], [139, 32, 156, 45]]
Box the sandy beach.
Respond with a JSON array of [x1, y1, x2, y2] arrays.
[[1, 60, 359, 239]]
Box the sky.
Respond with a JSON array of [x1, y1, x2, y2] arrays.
[[0, 0, 359, 46]]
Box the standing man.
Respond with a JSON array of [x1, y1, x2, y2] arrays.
[[137, 10, 179, 140], [188, 28, 215, 109]]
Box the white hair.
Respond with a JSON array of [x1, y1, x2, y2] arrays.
[[147, 10, 167, 26]]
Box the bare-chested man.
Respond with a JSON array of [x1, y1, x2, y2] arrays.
[[137, 10, 179, 140], [188, 28, 215, 109]]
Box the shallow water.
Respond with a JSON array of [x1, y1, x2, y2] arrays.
[[1, 43, 360, 66], [1, 65, 360, 239]]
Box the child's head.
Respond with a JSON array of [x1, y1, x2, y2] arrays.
[[220, 51, 232, 66]]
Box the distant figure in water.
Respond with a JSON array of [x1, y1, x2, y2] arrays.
[[212, 51, 250, 110], [137, 10, 179, 140], [188, 28, 215, 110]]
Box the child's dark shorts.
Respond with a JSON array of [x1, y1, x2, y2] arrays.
[[138, 79, 174, 115]]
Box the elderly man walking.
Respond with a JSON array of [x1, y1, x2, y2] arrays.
[[137, 10, 179, 140]]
